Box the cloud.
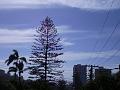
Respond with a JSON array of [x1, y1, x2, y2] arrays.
[[0, 60, 8, 71], [0, 0, 119, 10], [57, 25, 87, 34], [60, 38, 74, 46], [0, 26, 74, 45], [0, 28, 35, 43], [0, 25, 107, 45], [59, 50, 119, 61]]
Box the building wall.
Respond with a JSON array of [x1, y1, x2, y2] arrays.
[[73, 64, 87, 87], [95, 67, 111, 79]]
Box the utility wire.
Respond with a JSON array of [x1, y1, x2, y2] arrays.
[[100, 22, 120, 51], [100, 24, 120, 65], [102, 47, 120, 66], [94, 21, 120, 64], [88, 0, 115, 65], [92, 0, 120, 65]]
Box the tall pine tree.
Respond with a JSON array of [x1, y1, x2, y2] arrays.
[[29, 17, 64, 82]]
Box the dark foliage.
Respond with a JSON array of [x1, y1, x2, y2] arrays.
[[29, 17, 64, 82], [57, 79, 67, 90], [5, 49, 27, 89], [0, 71, 120, 90], [0, 77, 16, 90], [83, 71, 120, 90]]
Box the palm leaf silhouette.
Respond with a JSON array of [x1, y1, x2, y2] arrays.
[[19, 57, 27, 63], [8, 66, 17, 73], [13, 49, 19, 58], [5, 54, 16, 66]]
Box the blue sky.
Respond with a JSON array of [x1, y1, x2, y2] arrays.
[[0, 0, 120, 81]]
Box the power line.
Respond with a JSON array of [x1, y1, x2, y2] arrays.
[[92, 0, 120, 65], [100, 23, 120, 51], [100, 26, 120, 66], [88, 0, 115, 65], [94, 21, 120, 64], [102, 48, 120, 66]]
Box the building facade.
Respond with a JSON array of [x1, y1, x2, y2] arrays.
[[73, 64, 87, 89], [95, 67, 111, 79]]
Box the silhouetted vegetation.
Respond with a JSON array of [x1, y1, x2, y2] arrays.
[[0, 71, 120, 90], [5, 49, 27, 90], [0, 71, 69, 90], [1, 17, 120, 90], [0, 77, 16, 90], [28, 17, 64, 82], [5, 50, 27, 80], [82, 71, 120, 90]]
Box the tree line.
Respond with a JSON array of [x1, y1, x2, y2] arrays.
[[2, 17, 64, 90], [1, 16, 120, 90]]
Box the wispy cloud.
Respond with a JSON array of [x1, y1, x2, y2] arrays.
[[0, 26, 74, 45], [60, 38, 74, 46], [0, 0, 119, 10], [0, 60, 8, 71], [0, 28, 35, 43], [57, 25, 87, 34], [59, 50, 119, 61]]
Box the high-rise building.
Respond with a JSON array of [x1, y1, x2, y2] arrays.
[[95, 67, 111, 79], [73, 64, 87, 89]]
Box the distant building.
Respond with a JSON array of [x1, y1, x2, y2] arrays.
[[73, 64, 87, 89], [95, 67, 111, 78]]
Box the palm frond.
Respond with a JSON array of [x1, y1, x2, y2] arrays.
[[5, 54, 16, 66], [19, 57, 27, 63], [8, 66, 17, 73], [13, 49, 19, 58], [18, 62, 24, 71], [5, 59, 9, 64], [13, 62, 19, 67]]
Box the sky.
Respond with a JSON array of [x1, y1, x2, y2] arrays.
[[0, 0, 120, 81]]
